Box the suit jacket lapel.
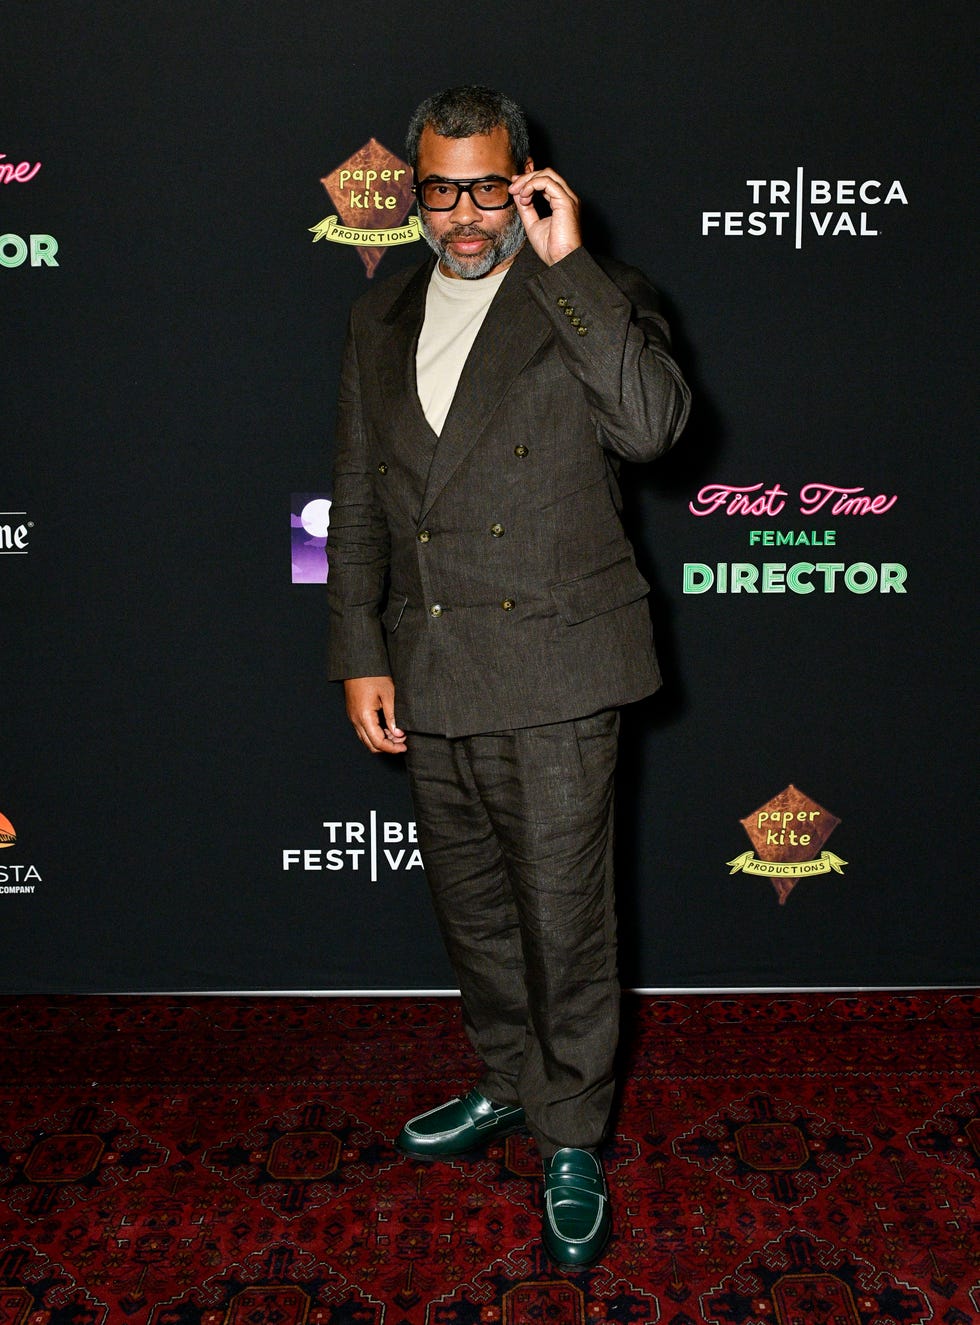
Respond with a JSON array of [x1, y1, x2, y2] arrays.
[[376, 256, 433, 430], [366, 256, 445, 523], [418, 242, 551, 519]]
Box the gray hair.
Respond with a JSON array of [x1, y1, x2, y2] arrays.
[[406, 85, 530, 172]]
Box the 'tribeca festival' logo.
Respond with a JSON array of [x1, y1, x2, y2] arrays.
[[702, 170, 907, 247], [309, 138, 421, 278], [283, 813, 422, 881], [728, 785, 845, 905]]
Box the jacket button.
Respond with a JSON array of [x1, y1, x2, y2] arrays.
[[571, 316, 581, 326], [557, 297, 568, 307], [490, 523, 504, 537], [417, 529, 431, 543], [501, 598, 515, 611], [377, 462, 388, 474], [563, 305, 575, 317], [514, 444, 529, 458], [429, 604, 442, 617], [577, 325, 588, 336]]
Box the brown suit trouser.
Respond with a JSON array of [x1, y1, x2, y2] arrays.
[[404, 710, 620, 1158]]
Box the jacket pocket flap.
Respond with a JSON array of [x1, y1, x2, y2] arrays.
[[381, 592, 408, 633], [552, 557, 650, 625]]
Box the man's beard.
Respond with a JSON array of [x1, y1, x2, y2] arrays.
[[420, 206, 526, 278]]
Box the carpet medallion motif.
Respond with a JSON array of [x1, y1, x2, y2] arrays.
[[0, 992, 977, 1323], [0, 1103, 168, 1220], [427, 1245, 660, 1323], [907, 1088, 980, 1180], [699, 1230, 931, 1324], [148, 1243, 385, 1323], [0, 1243, 107, 1323], [672, 1092, 872, 1207], [202, 1100, 400, 1217]]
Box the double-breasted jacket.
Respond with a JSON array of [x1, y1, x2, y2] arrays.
[[326, 242, 690, 737]]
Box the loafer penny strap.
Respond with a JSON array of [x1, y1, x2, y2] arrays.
[[548, 1172, 606, 1198], [546, 1152, 607, 1198], [461, 1089, 516, 1131]]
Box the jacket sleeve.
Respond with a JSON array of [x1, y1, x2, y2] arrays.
[[326, 312, 392, 681], [526, 245, 690, 462]]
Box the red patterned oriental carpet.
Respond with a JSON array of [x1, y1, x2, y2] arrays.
[[0, 991, 979, 1323]]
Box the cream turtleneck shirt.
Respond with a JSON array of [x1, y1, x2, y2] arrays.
[[415, 262, 511, 435]]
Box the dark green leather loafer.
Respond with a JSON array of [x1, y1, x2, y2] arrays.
[[396, 1088, 526, 1158], [542, 1147, 611, 1268]]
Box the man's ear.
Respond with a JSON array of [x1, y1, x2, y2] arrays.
[[519, 156, 534, 174]]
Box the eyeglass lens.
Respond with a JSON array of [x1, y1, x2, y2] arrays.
[[418, 177, 513, 210]]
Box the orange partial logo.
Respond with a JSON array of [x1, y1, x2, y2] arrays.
[[310, 138, 421, 278], [728, 784, 845, 904], [0, 811, 16, 849]]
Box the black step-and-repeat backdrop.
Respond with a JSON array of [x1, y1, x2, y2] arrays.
[[3, 3, 976, 991]]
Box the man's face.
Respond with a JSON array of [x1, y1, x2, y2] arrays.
[[415, 124, 528, 279]]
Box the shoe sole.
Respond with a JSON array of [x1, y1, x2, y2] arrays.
[[395, 1121, 527, 1160], [542, 1238, 611, 1273]]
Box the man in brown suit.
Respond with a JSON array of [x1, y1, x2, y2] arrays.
[[327, 86, 689, 1268]]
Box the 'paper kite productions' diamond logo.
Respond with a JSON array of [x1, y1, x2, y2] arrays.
[[309, 138, 421, 278], [728, 784, 846, 904]]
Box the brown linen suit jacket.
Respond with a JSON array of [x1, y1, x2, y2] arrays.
[[326, 241, 690, 737]]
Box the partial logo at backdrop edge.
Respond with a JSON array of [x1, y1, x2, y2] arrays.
[[0, 811, 16, 848], [291, 494, 331, 584], [0, 809, 40, 896]]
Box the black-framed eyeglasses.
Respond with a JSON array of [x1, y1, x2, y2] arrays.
[[413, 175, 515, 212]]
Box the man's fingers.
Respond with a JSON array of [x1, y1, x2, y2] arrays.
[[356, 704, 407, 755], [344, 676, 407, 755], [509, 167, 582, 266], [381, 696, 403, 741], [356, 709, 388, 754], [510, 168, 578, 208]]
